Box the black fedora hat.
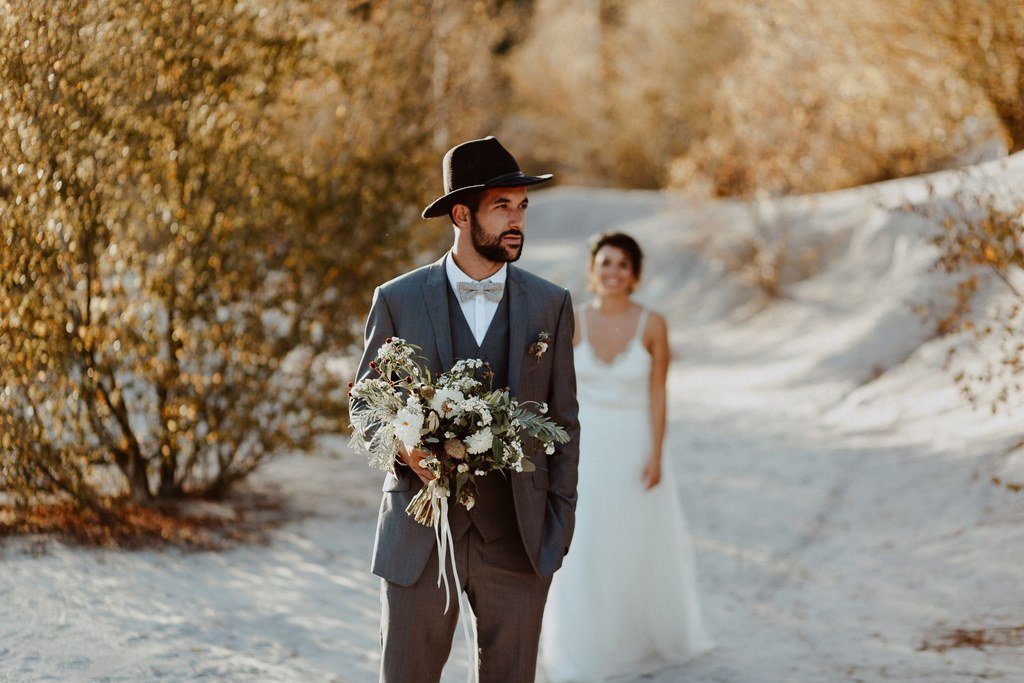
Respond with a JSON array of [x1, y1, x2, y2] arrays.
[[422, 136, 553, 219]]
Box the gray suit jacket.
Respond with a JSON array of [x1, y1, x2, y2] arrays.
[[354, 255, 580, 586]]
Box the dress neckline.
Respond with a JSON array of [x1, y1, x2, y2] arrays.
[[580, 337, 640, 367], [578, 305, 649, 366]]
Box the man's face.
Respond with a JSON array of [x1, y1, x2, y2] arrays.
[[467, 187, 528, 263]]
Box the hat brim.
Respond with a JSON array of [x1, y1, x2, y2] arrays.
[[421, 173, 553, 219]]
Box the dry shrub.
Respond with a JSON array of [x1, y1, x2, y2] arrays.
[[0, 0, 440, 510], [730, 208, 826, 300], [691, 201, 830, 300], [0, 495, 284, 549], [0, 502, 228, 549], [916, 186, 1024, 413], [920, 624, 1024, 652]]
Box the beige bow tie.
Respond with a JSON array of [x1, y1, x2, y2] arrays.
[[457, 281, 504, 303]]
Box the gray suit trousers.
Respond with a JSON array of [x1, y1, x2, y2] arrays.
[[380, 527, 552, 683]]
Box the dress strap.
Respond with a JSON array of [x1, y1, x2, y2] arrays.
[[634, 307, 649, 343]]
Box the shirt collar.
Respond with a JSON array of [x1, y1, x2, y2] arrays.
[[445, 251, 508, 287]]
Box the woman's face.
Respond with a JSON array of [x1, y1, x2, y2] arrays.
[[590, 245, 638, 295]]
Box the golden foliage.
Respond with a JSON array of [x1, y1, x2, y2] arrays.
[[0, 0, 439, 506]]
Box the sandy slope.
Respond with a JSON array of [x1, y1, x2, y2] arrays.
[[3, 153, 1024, 682]]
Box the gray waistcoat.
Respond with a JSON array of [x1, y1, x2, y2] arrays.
[[446, 285, 519, 543]]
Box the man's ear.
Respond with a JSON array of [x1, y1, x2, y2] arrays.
[[451, 203, 471, 229]]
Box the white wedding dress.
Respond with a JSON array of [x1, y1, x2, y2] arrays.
[[540, 307, 713, 682]]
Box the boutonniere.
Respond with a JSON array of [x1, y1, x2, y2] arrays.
[[528, 331, 551, 360]]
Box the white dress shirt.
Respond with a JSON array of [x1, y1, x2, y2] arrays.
[[445, 252, 507, 346]]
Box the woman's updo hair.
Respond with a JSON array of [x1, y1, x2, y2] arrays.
[[588, 231, 644, 279]]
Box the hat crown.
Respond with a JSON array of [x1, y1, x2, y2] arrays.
[[443, 137, 520, 194], [421, 135, 551, 219]]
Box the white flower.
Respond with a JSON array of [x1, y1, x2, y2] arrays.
[[504, 439, 524, 464], [529, 332, 551, 359], [348, 377, 391, 399], [377, 337, 416, 366], [450, 358, 483, 375], [545, 443, 555, 455], [444, 431, 456, 439], [392, 407, 424, 451], [539, 402, 548, 414], [457, 396, 492, 425], [424, 411, 440, 433], [465, 428, 494, 455], [474, 469, 486, 476], [429, 387, 464, 418], [453, 377, 481, 393], [457, 463, 469, 473]]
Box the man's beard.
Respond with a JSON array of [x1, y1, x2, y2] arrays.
[[470, 214, 523, 263]]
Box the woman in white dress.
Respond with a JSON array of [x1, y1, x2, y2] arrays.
[[541, 231, 713, 682]]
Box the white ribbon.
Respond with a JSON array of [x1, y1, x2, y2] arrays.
[[430, 489, 477, 682]]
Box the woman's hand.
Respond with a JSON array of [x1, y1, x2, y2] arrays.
[[642, 454, 662, 489]]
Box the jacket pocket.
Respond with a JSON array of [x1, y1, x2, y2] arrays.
[[532, 468, 549, 490], [382, 472, 412, 492]]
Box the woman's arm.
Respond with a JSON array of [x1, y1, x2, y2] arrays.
[[643, 311, 670, 489]]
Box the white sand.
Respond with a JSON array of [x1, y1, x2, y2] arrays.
[[3, 152, 1024, 682]]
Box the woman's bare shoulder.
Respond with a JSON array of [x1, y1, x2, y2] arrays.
[[641, 307, 669, 345], [642, 307, 668, 330]]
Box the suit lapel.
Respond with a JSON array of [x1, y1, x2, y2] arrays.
[[507, 265, 528, 396], [423, 256, 454, 370]]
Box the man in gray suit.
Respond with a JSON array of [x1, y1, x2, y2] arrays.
[[353, 136, 580, 682]]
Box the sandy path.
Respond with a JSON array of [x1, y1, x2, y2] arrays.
[[5, 376, 1021, 682]]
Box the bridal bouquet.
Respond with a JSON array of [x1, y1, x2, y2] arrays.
[[348, 337, 569, 526]]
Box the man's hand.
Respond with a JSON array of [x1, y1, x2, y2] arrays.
[[399, 445, 436, 485]]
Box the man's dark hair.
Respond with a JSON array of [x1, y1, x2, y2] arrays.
[[449, 189, 487, 224], [588, 231, 643, 278]]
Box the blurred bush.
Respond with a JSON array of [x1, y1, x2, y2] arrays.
[[500, 0, 1023, 197], [0, 0, 442, 507]]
